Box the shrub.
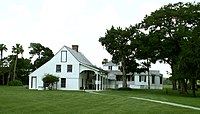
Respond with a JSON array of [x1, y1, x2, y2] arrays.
[[8, 80, 23, 86], [118, 87, 132, 91], [42, 74, 59, 90]]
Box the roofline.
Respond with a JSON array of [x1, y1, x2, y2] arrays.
[[80, 63, 108, 73]]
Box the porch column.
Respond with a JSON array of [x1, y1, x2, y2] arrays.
[[99, 75, 101, 90], [102, 76, 104, 90], [96, 73, 99, 91], [100, 75, 102, 90]]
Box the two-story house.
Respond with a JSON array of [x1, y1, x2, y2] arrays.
[[29, 45, 107, 91], [103, 61, 163, 89]]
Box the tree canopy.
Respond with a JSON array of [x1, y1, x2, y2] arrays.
[[99, 26, 141, 88], [0, 43, 54, 86], [99, 2, 200, 96]]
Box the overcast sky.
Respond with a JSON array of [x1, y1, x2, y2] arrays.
[[0, 0, 198, 77]]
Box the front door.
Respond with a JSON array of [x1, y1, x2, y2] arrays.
[[31, 76, 37, 89]]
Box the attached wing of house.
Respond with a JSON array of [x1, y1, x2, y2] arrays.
[[29, 45, 107, 90], [103, 61, 163, 89]]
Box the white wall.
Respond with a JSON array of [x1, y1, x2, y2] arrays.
[[103, 65, 118, 70], [29, 46, 80, 90]]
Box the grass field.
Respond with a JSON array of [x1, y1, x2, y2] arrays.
[[0, 86, 200, 114]]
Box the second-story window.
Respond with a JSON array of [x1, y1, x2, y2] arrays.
[[56, 65, 61, 72], [108, 66, 112, 70], [67, 65, 72, 72]]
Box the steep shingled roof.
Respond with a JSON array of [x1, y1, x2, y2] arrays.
[[64, 46, 93, 66]]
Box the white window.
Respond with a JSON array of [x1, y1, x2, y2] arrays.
[[61, 51, 67, 62]]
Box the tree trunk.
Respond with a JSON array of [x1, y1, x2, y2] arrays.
[[172, 80, 177, 90], [171, 63, 177, 90], [178, 80, 181, 91], [0, 50, 2, 60], [122, 59, 127, 88], [2, 75, 4, 85], [191, 79, 196, 97], [179, 79, 188, 94], [122, 65, 127, 88], [13, 55, 18, 81], [147, 59, 150, 89], [7, 72, 10, 85]]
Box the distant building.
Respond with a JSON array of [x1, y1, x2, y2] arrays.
[[103, 61, 163, 89]]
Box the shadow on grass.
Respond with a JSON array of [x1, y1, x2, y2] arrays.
[[107, 86, 200, 98]]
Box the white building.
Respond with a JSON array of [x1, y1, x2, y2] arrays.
[[103, 61, 163, 89], [29, 45, 107, 91]]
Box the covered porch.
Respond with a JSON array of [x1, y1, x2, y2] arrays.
[[79, 64, 108, 91]]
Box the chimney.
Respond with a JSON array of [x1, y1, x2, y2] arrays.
[[72, 45, 79, 52]]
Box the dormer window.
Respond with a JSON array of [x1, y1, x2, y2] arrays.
[[61, 51, 67, 62], [108, 66, 112, 70]]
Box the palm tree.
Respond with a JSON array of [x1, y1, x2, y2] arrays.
[[0, 44, 7, 60], [0, 44, 7, 85], [12, 44, 24, 80]]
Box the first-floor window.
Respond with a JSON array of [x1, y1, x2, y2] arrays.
[[61, 78, 66, 88], [160, 77, 163, 84], [131, 76, 134, 81], [152, 75, 155, 84], [127, 75, 130, 81], [139, 75, 146, 82]]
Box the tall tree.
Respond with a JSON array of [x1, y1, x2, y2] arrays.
[[33, 46, 54, 70], [0, 44, 7, 60], [99, 26, 139, 88], [29, 43, 54, 70], [12, 44, 24, 80], [16, 58, 32, 85], [131, 31, 159, 89], [139, 2, 199, 91], [29, 43, 44, 59]]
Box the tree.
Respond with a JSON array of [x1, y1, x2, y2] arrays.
[[42, 74, 59, 90], [139, 2, 200, 91], [102, 58, 108, 65], [29, 43, 54, 70], [16, 58, 32, 85], [12, 44, 24, 81], [131, 30, 159, 89], [29, 43, 44, 59], [0, 44, 7, 60], [99, 26, 139, 88]]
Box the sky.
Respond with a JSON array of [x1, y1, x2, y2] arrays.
[[0, 0, 199, 77]]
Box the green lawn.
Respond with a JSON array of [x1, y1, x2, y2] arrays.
[[0, 86, 200, 114]]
